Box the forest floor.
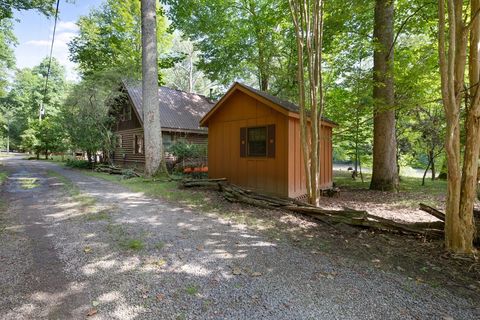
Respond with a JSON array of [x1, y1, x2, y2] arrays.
[[0, 155, 479, 319]]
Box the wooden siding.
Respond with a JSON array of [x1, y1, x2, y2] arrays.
[[113, 128, 146, 164], [287, 118, 333, 198], [116, 100, 142, 131], [113, 128, 208, 166], [207, 90, 289, 197]]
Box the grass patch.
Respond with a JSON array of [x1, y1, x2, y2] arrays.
[[333, 170, 447, 196], [85, 210, 111, 221], [0, 170, 8, 185], [19, 177, 39, 189], [83, 171, 219, 211], [185, 285, 199, 295], [120, 238, 145, 251], [106, 223, 145, 251], [46, 170, 96, 207]]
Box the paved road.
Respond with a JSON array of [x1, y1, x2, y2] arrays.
[[0, 156, 478, 319]]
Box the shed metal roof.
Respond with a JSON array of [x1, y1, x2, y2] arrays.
[[123, 80, 214, 133]]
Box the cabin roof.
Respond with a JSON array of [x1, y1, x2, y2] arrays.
[[123, 80, 214, 133], [200, 82, 337, 127]]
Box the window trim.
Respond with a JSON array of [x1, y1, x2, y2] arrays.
[[133, 134, 144, 155], [240, 124, 275, 159], [116, 134, 123, 148]]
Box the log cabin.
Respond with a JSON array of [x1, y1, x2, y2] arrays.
[[111, 80, 214, 167], [200, 82, 337, 199]]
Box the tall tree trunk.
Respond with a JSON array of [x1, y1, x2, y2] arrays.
[[438, 0, 477, 254], [141, 0, 168, 177], [431, 151, 436, 180], [370, 0, 399, 191], [422, 157, 431, 186], [289, 0, 324, 205], [459, 0, 480, 251], [438, 158, 447, 179]]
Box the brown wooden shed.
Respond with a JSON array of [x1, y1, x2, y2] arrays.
[[200, 82, 336, 199]]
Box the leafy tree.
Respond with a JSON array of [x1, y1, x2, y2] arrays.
[[61, 73, 119, 163], [4, 58, 68, 148], [164, 0, 294, 92], [163, 33, 218, 95], [289, 0, 325, 205], [20, 117, 66, 159], [0, 19, 16, 96], [409, 105, 445, 185], [0, 0, 55, 20], [69, 0, 172, 79]]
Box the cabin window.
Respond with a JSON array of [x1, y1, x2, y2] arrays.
[[134, 134, 144, 154], [162, 133, 173, 147], [116, 134, 123, 148], [121, 105, 132, 121], [240, 125, 275, 158], [126, 106, 132, 120]]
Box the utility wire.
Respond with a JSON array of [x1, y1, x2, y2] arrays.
[[40, 0, 61, 120]]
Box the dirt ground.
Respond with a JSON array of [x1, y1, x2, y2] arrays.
[[0, 156, 479, 319], [192, 176, 480, 304]]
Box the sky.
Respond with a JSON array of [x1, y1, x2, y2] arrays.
[[13, 0, 103, 81]]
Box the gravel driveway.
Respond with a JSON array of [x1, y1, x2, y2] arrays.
[[0, 156, 478, 319]]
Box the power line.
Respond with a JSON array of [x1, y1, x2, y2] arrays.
[[40, 0, 61, 120]]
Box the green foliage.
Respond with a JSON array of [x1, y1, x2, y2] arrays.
[[65, 159, 94, 169], [120, 239, 145, 251], [60, 73, 119, 161], [121, 168, 138, 180], [164, 0, 295, 93], [0, 0, 55, 20], [20, 117, 67, 157], [168, 139, 206, 162], [0, 19, 16, 95], [2, 58, 68, 150], [163, 32, 219, 95], [69, 0, 172, 79]]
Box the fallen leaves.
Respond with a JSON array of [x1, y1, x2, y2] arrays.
[[86, 309, 97, 317], [84, 246, 92, 254], [231, 266, 263, 277], [156, 293, 165, 301], [232, 267, 242, 275]]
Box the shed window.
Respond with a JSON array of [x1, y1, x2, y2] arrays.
[[241, 125, 275, 158], [247, 127, 267, 157], [134, 134, 144, 154]]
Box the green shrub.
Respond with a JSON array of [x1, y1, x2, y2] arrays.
[[122, 168, 138, 179], [65, 159, 93, 169], [168, 139, 206, 162]]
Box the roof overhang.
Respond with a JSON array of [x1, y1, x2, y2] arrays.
[[199, 82, 338, 128], [200, 82, 292, 127]]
